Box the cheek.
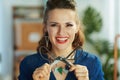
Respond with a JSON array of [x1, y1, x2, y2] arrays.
[[69, 27, 78, 34], [47, 29, 57, 41], [70, 28, 77, 38], [68, 30, 76, 38], [48, 29, 56, 35], [71, 32, 76, 38], [75, 26, 79, 33], [47, 27, 55, 35]]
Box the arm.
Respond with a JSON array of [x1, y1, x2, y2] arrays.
[[89, 57, 104, 80], [18, 58, 32, 80]]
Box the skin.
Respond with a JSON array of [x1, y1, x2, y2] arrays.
[[46, 9, 78, 56], [32, 9, 89, 80]]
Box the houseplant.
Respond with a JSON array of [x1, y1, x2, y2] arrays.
[[82, 6, 120, 80]]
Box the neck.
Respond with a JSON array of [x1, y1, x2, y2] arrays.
[[51, 47, 74, 58]]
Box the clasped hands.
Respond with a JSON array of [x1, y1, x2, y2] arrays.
[[32, 63, 89, 80]]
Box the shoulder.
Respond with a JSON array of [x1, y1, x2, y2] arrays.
[[21, 53, 39, 64], [19, 53, 49, 79], [76, 50, 104, 79], [76, 49, 100, 63], [76, 49, 103, 70], [20, 53, 39, 67], [20, 52, 47, 69]]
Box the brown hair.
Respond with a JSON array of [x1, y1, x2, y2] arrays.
[[37, 0, 85, 53]]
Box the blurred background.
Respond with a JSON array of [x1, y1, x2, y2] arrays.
[[0, 0, 120, 80]]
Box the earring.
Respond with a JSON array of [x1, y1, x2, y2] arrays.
[[44, 32, 49, 48]]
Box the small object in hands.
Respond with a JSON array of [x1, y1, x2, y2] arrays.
[[54, 67, 69, 75], [50, 60, 60, 68], [50, 57, 70, 75], [57, 67, 63, 74], [55, 56, 72, 68]]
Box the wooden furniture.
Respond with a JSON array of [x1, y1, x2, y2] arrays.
[[12, 6, 44, 80], [114, 34, 120, 80], [14, 22, 43, 50]]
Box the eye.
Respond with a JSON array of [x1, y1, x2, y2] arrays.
[[66, 23, 73, 27], [50, 24, 56, 27], [50, 23, 58, 27]]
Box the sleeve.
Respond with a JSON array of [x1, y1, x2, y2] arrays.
[[89, 56, 104, 80], [18, 57, 33, 80]]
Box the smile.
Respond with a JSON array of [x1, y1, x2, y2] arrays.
[[56, 37, 68, 44]]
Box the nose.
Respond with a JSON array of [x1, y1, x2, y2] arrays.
[[57, 26, 65, 35]]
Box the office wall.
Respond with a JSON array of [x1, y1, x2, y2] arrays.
[[0, 0, 3, 75], [0, 0, 43, 80], [0, 0, 14, 80]]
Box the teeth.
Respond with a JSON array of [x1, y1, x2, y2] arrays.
[[56, 38, 68, 41]]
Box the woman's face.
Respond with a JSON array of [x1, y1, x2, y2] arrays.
[[46, 9, 78, 51]]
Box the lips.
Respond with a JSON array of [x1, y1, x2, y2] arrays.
[[56, 37, 68, 44]]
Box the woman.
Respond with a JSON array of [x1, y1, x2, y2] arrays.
[[18, 0, 104, 80]]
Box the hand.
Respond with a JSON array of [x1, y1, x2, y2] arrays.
[[69, 64, 89, 80], [32, 63, 51, 80]]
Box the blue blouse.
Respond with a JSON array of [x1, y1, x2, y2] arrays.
[[18, 50, 104, 80]]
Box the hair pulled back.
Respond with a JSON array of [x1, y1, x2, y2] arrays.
[[37, 0, 85, 53], [44, 0, 76, 24]]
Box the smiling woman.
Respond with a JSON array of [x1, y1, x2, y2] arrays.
[[46, 9, 78, 51], [18, 0, 104, 80]]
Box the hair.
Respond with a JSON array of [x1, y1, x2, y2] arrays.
[[37, 0, 85, 53]]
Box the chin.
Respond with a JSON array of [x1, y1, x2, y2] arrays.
[[56, 45, 70, 50]]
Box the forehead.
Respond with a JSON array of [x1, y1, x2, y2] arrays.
[[47, 9, 76, 22]]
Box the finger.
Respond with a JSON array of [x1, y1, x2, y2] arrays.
[[74, 65, 88, 77], [34, 68, 44, 76], [69, 64, 81, 71], [69, 64, 76, 71], [33, 71, 43, 80], [32, 63, 51, 79], [44, 63, 51, 74], [42, 64, 49, 75], [45, 63, 51, 72], [66, 60, 74, 67], [75, 66, 88, 73], [77, 76, 89, 80], [75, 71, 88, 77], [40, 70, 47, 77], [38, 63, 51, 74], [73, 65, 88, 72]]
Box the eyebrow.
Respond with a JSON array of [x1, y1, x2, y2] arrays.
[[49, 22, 73, 24], [66, 22, 73, 24], [49, 22, 58, 24]]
